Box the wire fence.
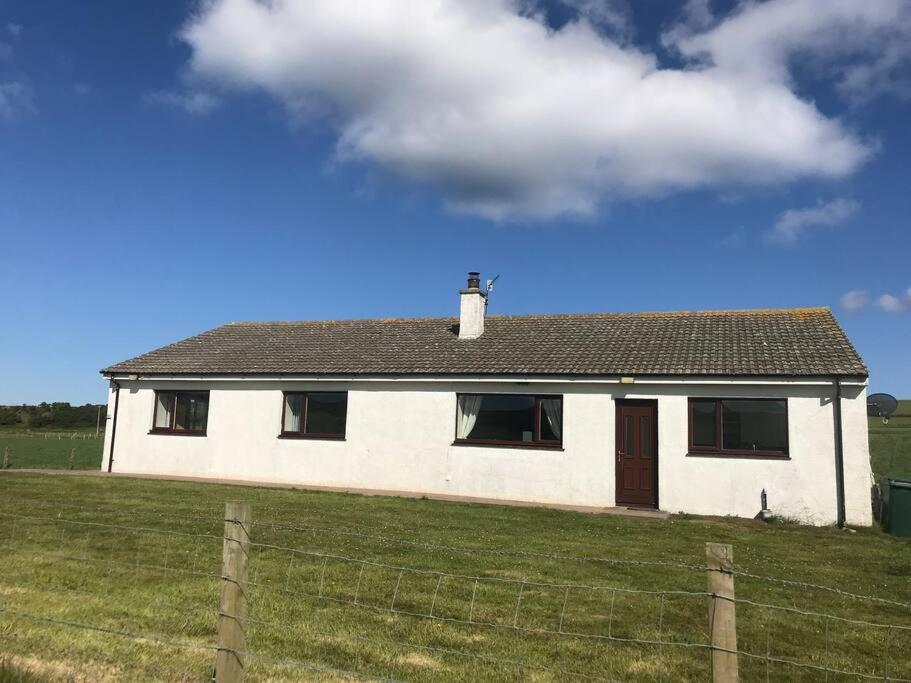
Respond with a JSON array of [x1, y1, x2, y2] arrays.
[[0, 430, 106, 470], [0, 429, 105, 439], [0, 499, 909, 682]]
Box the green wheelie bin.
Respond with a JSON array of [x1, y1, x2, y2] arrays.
[[886, 479, 911, 538]]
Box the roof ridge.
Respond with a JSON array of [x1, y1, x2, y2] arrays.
[[225, 307, 832, 326]]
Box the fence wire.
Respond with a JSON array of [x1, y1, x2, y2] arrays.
[[0, 503, 909, 681], [242, 545, 911, 680], [5, 497, 907, 610], [252, 516, 911, 611]]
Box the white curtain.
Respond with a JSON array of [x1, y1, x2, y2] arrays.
[[154, 392, 173, 429], [457, 394, 483, 439], [541, 398, 562, 439], [284, 394, 302, 432]]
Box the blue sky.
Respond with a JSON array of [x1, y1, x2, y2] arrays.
[[0, 0, 909, 405]]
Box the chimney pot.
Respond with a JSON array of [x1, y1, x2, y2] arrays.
[[467, 272, 481, 290]]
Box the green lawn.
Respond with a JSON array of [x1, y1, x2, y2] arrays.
[[0, 474, 909, 682], [0, 431, 104, 470], [869, 400, 911, 483]]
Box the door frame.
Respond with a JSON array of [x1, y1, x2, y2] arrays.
[[614, 399, 659, 509]]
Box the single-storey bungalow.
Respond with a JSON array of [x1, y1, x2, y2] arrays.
[[101, 273, 873, 526]]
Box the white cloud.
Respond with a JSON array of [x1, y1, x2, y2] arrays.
[[175, 0, 899, 219], [839, 290, 869, 313], [877, 294, 906, 313], [660, 0, 715, 49], [876, 288, 911, 313], [1, 22, 21, 60], [143, 89, 221, 116], [842, 287, 911, 313], [837, 42, 911, 104], [767, 198, 860, 244], [551, 0, 632, 38], [0, 80, 33, 119], [670, 0, 911, 102]]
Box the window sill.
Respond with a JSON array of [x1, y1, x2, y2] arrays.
[[148, 430, 207, 437], [452, 439, 563, 451], [278, 433, 346, 441], [687, 451, 789, 460]]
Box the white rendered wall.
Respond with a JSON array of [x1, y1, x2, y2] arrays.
[[102, 379, 873, 526], [458, 291, 485, 339], [840, 384, 874, 525]]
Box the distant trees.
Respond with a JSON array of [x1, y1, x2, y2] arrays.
[[0, 403, 105, 430]]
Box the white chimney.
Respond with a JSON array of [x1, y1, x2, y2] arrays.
[[458, 271, 487, 340]]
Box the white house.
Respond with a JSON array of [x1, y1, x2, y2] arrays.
[[101, 273, 873, 526]]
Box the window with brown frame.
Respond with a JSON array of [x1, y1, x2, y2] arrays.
[[454, 393, 562, 447], [151, 390, 209, 435], [688, 398, 788, 457], [280, 392, 347, 439]]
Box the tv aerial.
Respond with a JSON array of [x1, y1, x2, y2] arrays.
[[867, 393, 899, 424], [485, 274, 500, 307]]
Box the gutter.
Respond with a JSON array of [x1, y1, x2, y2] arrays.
[[832, 376, 846, 528], [107, 380, 120, 473], [102, 373, 868, 387]]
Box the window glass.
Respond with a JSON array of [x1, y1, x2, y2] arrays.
[[457, 394, 562, 445], [305, 392, 347, 436], [154, 392, 174, 429], [284, 394, 303, 433], [539, 398, 562, 441], [640, 416, 650, 458], [468, 394, 536, 442], [174, 392, 208, 432], [691, 400, 716, 447], [722, 399, 787, 453], [624, 415, 633, 456]]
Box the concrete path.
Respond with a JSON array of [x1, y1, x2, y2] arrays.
[[0, 468, 670, 519]]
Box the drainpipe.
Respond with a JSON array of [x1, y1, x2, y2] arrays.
[[832, 376, 846, 528], [107, 379, 120, 473]]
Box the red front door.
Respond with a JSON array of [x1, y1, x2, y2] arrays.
[[615, 401, 658, 508]]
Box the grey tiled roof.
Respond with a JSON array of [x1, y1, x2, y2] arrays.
[[101, 308, 867, 378]]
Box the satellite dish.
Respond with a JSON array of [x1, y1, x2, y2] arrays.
[[867, 393, 899, 424]]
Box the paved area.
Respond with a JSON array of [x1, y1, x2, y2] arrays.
[[0, 468, 671, 519]]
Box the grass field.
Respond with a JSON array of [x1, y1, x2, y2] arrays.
[[0, 474, 909, 682], [0, 430, 104, 471], [870, 400, 911, 482]]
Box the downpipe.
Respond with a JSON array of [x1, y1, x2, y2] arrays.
[[833, 376, 846, 528], [107, 379, 120, 473]]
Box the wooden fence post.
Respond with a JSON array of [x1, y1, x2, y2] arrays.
[[216, 501, 251, 682], [69, 448, 76, 470], [2, 446, 8, 469], [706, 543, 738, 683]]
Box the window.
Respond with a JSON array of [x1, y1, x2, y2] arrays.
[[280, 392, 347, 439], [454, 393, 562, 447], [688, 398, 788, 456], [151, 391, 209, 435]]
